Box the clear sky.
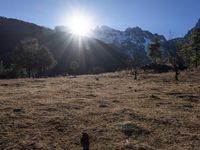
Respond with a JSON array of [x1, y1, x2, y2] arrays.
[[0, 0, 200, 38]]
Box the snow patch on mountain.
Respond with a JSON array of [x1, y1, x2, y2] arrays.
[[92, 26, 166, 54]]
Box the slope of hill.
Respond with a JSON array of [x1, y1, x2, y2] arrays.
[[185, 18, 200, 37], [167, 18, 200, 48], [0, 16, 52, 65], [0, 17, 126, 74], [40, 32, 127, 75], [0, 70, 199, 149]]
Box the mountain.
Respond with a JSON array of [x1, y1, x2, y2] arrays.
[[0, 16, 199, 76], [193, 18, 200, 29], [92, 26, 166, 55], [165, 18, 200, 54], [40, 32, 126, 75], [0, 16, 52, 65], [92, 18, 200, 61], [185, 18, 200, 38], [161, 18, 200, 59], [0, 17, 126, 75], [92, 19, 200, 60]]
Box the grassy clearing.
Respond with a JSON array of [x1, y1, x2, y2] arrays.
[[0, 70, 200, 150]]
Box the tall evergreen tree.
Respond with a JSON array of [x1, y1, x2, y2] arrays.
[[182, 29, 200, 67], [148, 38, 161, 64]]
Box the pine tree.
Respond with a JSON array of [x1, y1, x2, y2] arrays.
[[182, 29, 200, 68], [148, 38, 161, 64]]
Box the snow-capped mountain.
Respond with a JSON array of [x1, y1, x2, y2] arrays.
[[55, 18, 200, 62], [92, 26, 166, 55]]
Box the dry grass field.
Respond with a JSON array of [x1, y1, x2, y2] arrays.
[[0, 69, 200, 150]]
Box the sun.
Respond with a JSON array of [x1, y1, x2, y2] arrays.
[[68, 14, 92, 36]]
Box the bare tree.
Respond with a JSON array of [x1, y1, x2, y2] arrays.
[[168, 42, 184, 81], [130, 48, 146, 80]]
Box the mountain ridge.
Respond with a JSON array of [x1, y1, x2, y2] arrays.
[[0, 16, 199, 74], [92, 25, 166, 51], [0, 16, 126, 75]]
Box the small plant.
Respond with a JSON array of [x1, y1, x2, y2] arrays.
[[95, 76, 99, 81]]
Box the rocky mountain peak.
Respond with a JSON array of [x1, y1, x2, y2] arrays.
[[125, 26, 142, 33], [92, 25, 166, 55], [195, 18, 200, 29], [185, 18, 200, 37]]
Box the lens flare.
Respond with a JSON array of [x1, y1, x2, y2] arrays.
[[68, 13, 92, 36]]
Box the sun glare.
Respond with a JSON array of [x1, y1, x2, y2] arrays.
[[68, 14, 92, 36]]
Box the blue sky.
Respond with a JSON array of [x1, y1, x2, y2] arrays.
[[0, 0, 200, 38]]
